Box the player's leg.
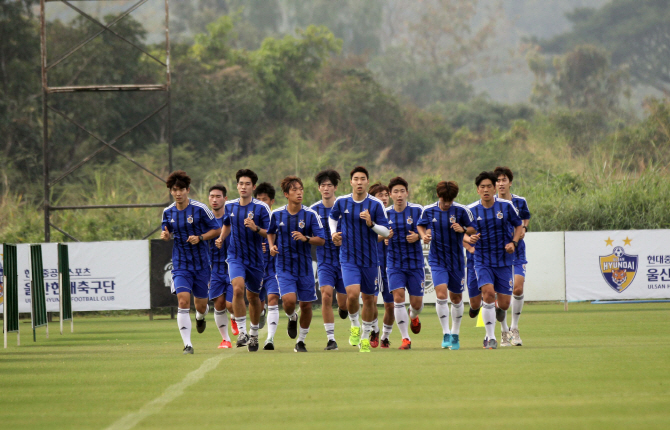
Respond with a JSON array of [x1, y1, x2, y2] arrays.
[[210, 273, 231, 348], [228, 260, 249, 344], [242, 266, 265, 352], [358, 266, 381, 352], [258, 284, 267, 330], [318, 264, 339, 349], [379, 273, 395, 348], [391, 287, 411, 350], [224, 283, 237, 336], [173, 270, 195, 354], [432, 266, 451, 347], [478, 266, 498, 349], [262, 275, 280, 349], [294, 274, 317, 352], [511, 263, 526, 346], [493, 266, 513, 347], [193, 269, 210, 334], [447, 271, 465, 350], [407, 269, 425, 335], [341, 263, 362, 346], [277, 272, 299, 343]]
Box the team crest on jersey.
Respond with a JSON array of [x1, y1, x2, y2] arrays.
[[299, 220, 305, 229], [407, 216, 413, 225], [187, 215, 194, 224], [449, 215, 456, 224], [600, 245, 638, 293], [497, 211, 503, 219], [247, 212, 254, 219]]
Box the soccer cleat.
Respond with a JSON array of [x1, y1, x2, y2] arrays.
[[449, 334, 460, 350], [483, 338, 498, 349], [259, 307, 267, 330], [359, 339, 371, 353], [183, 345, 194, 355], [231, 318, 239, 336], [380, 338, 391, 348], [287, 317, 298, 339], [399, 338, 412, 350], [510, 328, 523, 346], [410, 316, 421, 334], [469, 306, 480, 319], [370, 330, 380, 348], [294, 341, 308, 352], [338, 307, 349, 319], [441, 333, 452, 349], [248, 335, 259, 352], [196, 317, 206, 334], [495, 306, 506, 322], [501, 331, 512, 347], [218, 340, 232, 349], [349, 326, 361, 346], [324, 340, 339, 351], [236, 333, 249, 348], [263, 340, 275, 350]]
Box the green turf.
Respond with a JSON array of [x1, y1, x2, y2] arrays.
[[2, 302, 670, 430]]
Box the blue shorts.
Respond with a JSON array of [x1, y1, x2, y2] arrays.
[[341, 263, 379, 296], [387, 268, 425, 297], [475, 265, 513, 296], [227, 259, 264, 294], [277, 271, 318, 302], [514, 261, 527, 278], [209, 270, 231, 300], [262, 274, 280, 299], [172, 268, 210, 299], [466, 261, 480, 298], [430, 265, 465, 294], [317, 263, 346, 295], [376, 270, 394, 303]]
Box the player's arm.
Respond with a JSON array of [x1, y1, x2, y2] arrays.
[[308, 214, 326, 246], [368, 202, 390, 238], [504, 204, 524, 254], [216, 224, 231, 248]]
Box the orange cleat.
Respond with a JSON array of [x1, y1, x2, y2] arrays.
[[410, 316, 421, 334], [231, 317, 239, 336], [370, 330, 380, 348], [218, 340, 232, 349], [399, 338, 412, 350]]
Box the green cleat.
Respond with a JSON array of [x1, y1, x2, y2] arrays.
[[441, 333, 452, 349], [349, 326, 361, 347], [359, 338, 371, 352]]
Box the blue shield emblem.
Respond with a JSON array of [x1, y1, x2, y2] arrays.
[[599, 246, 638, 293]]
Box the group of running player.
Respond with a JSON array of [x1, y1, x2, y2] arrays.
[[160, 165, 530, 354]]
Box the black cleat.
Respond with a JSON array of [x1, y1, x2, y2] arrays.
[[380, 338, 391, 348], [338, 307, 349, 319], [236, 333, 249, 348], [196, 317, 206, 334], [183, 345, 194, 355], [287, 317, 298, 339], [495, 306, 506, 322], [469, 306, 480, 319], [324, 340, 338, 351], [294, 341, 308, 352], [248, 335, 259, 352], [259, 307, 267, 330], [263, 340, 275, 350]]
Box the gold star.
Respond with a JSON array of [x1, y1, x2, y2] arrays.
[[605, 237, 614, 246], [623, 237, 632, 246]]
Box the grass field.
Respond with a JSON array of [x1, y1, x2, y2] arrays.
[[2, 302, 670, 430]]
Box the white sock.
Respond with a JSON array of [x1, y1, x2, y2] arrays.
[[436, 299, 450, 335], [372, 318, 379, 332], [249, 324, 259, 337], [195, 304, 209, 321], [286, 311, 298, 321], [381, 324, 393, 340], [410, 303, 424, 319], [324, 323, 335, 341], [236, 316, 247, 336], [267, 305, 279, 341], [394, 303, 410, 341], [361, 321, 373, 341], [298, 327, 309, 342], [501, 310, 510, 333], [177, 308, 192, 347], [451, 302, 464, 335], [483, 302, 496, 341], [349, 311, 361, 328], [511, 294, 524, 330], [214, 309, 230, 342]]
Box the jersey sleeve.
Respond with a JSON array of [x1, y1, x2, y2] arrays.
[[518, 199, 531, 220], [417, 206, 430, 227], [459, 206, 475, 229], [222, 204, 232, 226], [258, 204, 271, 229], [506, 202, 522, 227], [267, 212, 278, 235], [199, 206, 220, 232], [329, 199, 341, 221], [373, 200, 389, 227], [309, 211, 325, 239], [161, 209, 172, 233]]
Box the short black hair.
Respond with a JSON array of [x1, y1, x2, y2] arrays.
[[236, 169, 258, 186], [494, 166, 514, 183], [368, 182, 389, 196], [254, 182, 275, 200], [280, 176, 303, 194], [166, 170, 191, 189], [436, 181, 459, 201], [388, 176, 409, 193], [208, 184, 227, 196], [350, 166, 369, 180], [315, 169, 341, 187], [475, 171, 497, 187]]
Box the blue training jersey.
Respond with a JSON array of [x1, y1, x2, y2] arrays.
[[262, 237, 276, 277], [162, 199, 220, 272], [418, 201, 474, 273], [329, 194, 389, 267], [377, 240, 387, 273], [268, 205, 325, 276], [507, 194, 531, 264], [386, 203, 425, 270], [209, 215, 230, 274], [222, 198, 271, 271], [310, 201, 340, 267], [468, 198, 522, 268]]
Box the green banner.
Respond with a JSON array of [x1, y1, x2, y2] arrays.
[[30, 245, 48, 331], [58, 244, 72, 322], [3, 244, 19, 333]]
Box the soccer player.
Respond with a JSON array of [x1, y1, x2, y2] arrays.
[[494, 166, 531, 347], [418, 181, 477, 350], [368, 182, 395, 348], [330, 166, 390, 353], [467, 171, 523, 349], [311, 169, 349, 351], [253, 182, 279, 350], [215, 169, 271, 352], [384, 177, 425, 350], [161, 171, 221, 354], [267, 176, 325, 352], [208, 184, 234, 349]]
